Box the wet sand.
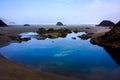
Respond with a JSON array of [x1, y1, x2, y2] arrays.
[[0, 25, 110, 80]]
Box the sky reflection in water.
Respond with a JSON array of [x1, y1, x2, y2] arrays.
[[0, 32, 120, 80]]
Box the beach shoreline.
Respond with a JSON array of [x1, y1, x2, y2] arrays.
[[0, 26, 110, 80]]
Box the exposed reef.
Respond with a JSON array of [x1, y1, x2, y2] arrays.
[[78, 33, 94, 40], [9, 35, 31, 42], [37, 28, 71, 40]]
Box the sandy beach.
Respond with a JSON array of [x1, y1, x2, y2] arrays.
[[0, 25, 110, 80]]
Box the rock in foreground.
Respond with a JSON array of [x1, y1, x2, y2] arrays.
[[91, 21, 120, 48]]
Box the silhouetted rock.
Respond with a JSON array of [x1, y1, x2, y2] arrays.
[[56, 22, 63, 26], [24, 24, 30, 26], [0, 20, 7, 26], [91, 21, 120, 48], [97, 20, 115, 26]]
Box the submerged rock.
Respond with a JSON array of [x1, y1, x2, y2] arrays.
[[72, 37, 76, 40], [56, 22, 63, 26], [97, 20, 115, 26], [91, 21, 120, 48], [0, 19, 7, 26]]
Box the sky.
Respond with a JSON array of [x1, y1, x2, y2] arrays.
[[0, 0, 120, 24]]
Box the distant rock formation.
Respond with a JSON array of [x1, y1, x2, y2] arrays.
[[97, 20, 115, 26], [0, 19, 7, 26], [56, 22, 63, 26], [24, 24, 30, 26], [91, 21, 120, 48]]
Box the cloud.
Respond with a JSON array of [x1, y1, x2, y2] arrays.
[[54, 50, 73, 57]]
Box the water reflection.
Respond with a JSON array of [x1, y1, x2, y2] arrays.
[[0, 32, 120, 80], [104, 47, 120, 65]]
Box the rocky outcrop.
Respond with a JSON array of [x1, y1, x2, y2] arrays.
[[0, 20, 7, 26], [97, 20, 115, 26], [91, 21, 120, 48], [37, 28, 71, 40], [56, 22, 63, 26]]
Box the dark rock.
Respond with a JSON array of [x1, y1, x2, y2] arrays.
[[37, 35, 47, 40], [9, 35, 31, 42], [36, 28, 71, 39], [97, 20, 115, 26], [72, 37, 76, 40], [56, 22, 63, 26], [78, 33, 94, 40], [91, 21, 120, 48], [0, 33, 3, 36], [21, 37, 31, 41], [0, 20, 7, 26], [47, 28, 55, 33], [37, 28, 47, 34], [56, 28, 71, 33], [47, 32, 64, 39], [73, 30, 78, 33], [9, 35, 21, 40], [24, 24, 30, 26]]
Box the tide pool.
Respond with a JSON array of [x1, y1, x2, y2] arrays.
[[0, 32, 120, 80]]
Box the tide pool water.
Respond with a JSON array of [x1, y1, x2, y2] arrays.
[[0, 32, 120, 80]]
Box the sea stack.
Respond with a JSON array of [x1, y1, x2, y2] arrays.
[[91, 21, 120, 48], [97, 20, 115, 26], [56, 22, 63, 26], [0, 19, 7, 26], [24, 24, 30, 26]]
